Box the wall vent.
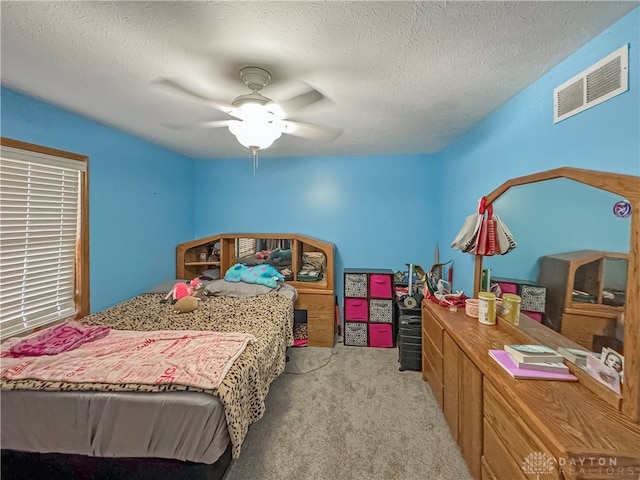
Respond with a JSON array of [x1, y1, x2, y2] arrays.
[[554, 45, 628, 123]]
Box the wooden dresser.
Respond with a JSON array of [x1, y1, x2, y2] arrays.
[[422, 299, 640, 480]]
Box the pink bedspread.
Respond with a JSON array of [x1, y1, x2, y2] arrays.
[[1, 328, 256, 390]]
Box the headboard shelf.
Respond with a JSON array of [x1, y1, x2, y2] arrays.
[[177, 233, 336, 347]]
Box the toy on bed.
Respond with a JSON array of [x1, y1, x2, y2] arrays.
[[173, 295, 200, 313], [224, 263, 284, 288], [163, 277, 203, 309]]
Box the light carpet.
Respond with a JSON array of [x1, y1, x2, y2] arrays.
[[223, 342, 472, 480]]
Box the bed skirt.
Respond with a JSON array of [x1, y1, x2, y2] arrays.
[[0, 444, 232, 480]]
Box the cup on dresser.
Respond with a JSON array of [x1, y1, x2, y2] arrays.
[[501, 293, 521, 326], [477, 291, 496, 325]]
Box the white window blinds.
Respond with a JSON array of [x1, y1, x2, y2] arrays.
[[0, 146, 86, 339], [236, 238, 256, 258]]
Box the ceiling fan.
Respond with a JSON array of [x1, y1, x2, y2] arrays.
[[153, 66, 341, 161]]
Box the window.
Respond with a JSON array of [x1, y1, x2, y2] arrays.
[[236, 237, 257, 258], [0, 138, 89, 340]]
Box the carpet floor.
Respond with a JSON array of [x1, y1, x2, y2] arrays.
[[223, 342, 472, 480]]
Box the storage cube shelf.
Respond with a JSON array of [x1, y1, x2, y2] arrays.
[[343, 268, 395, 347]]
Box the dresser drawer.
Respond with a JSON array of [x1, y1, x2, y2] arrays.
[[484, 381, 559, 480], [481, 457, 497, 480], [422, 351, 444, 409], [422, 307, 443, 354], [483, 420, 527, 480], [422, 328, 443, 384]]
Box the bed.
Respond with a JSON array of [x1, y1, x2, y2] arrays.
[[1, 281, 296, 479]]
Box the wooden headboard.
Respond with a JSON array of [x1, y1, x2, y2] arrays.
[[176, 233, 336, 347]]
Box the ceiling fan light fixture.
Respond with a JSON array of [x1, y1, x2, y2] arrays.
[[231, 92, 270, 110], [228, 118, 282, 150]]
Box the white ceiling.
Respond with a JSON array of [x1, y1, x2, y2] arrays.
[[1, 1, 637, 160]]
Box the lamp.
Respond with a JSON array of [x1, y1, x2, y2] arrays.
[[227, 102, 283, 174]]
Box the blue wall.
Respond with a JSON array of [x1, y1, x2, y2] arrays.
[[192, 154, 441, 302], [0, 88, 195, 312], [437, 8, 640, 295]]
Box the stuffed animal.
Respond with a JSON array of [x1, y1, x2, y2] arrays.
[[164, 277, 202, 303], [173, 296, 199, 313]]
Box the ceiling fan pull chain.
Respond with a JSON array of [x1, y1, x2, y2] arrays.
[[251, 147, 259, 176]]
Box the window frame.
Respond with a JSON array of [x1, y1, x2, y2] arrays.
[[0, 137, 90, 334]]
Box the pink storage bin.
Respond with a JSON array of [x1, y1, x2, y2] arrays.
[[368, 323, 394, 348], [496, 281, 518, 296], [344, 298, 368, 321], [369, 274, 392, 298], [523, 311, 543, 323]]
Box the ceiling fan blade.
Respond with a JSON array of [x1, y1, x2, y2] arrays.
[[275, 85, 325, 117], [151, 77, 238, 116], [281, 120, 342, 142], [162, 120, 237, 130]]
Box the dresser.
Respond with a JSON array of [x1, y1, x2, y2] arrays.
[[343, 268, 395, 347], [421, 299, 640, 480]]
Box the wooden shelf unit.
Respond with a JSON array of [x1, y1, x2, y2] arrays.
[[176, 233, 336, 347]]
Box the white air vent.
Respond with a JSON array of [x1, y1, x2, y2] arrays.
[[554, 45, 628, 123]]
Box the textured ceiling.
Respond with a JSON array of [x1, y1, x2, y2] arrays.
[[1, 1, 637, 159]]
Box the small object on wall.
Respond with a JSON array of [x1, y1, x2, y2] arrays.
[[613, 200, 631, 218]]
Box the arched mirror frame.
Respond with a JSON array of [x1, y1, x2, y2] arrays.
[[473, 166, 640, 422]]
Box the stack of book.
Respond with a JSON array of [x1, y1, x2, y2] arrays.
[[489, 344, 578, 381], [557, 346, 590, 367]]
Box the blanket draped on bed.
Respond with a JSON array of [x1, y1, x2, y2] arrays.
[[1, 329, 256, 390], [0, 292, 294, 459]]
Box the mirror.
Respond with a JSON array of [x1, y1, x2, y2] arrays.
[[234, 238, 294, 279], [483, 179, 630, 352], [473, 167, 640, 422]]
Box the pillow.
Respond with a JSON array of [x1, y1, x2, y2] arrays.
[[200, 268, 220, 280], [145, 279, 190, 294], [205, 279, 279, 298]]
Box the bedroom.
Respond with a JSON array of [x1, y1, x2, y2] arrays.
[[1, 2, 639, 479]]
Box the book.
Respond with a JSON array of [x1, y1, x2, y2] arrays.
[[489, 350, 578, 381], [515, 359, 569, 374], [503, 344, 563, 364], [557, 346, 590, 367]]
